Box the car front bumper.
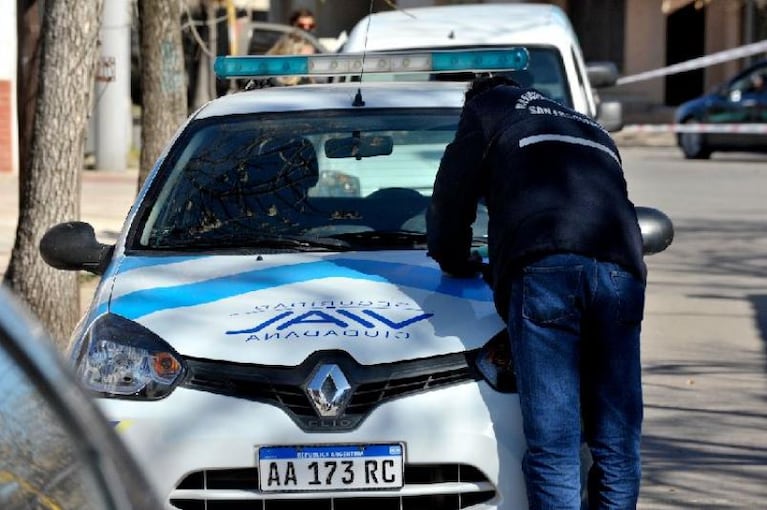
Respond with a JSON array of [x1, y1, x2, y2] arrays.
[[101, 380, 528, 509]]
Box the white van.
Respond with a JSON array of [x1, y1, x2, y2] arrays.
[[340, 3, 622, 131]]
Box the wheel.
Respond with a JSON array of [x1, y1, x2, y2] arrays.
[[678, 119, 711, 159]]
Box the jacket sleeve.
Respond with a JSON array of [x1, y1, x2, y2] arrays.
[[426, 106, 486, 276]]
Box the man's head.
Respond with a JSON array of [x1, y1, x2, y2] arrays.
[[751, 73, 765, 91], [290, 8, 316, 32], [465, 75, 519, 103]]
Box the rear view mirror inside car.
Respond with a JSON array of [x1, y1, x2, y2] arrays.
[[325, 133, 394, 159]]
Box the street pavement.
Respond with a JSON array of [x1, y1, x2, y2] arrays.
[[621, 144, 767, 508]]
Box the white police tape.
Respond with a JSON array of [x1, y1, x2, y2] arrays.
[[617, 39, 767, 86], [622, 123, 767, 134]]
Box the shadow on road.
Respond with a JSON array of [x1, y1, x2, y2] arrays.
[[647, 218, 767, 346], [750, 294, 767, 378], [650, 217, 767, 279], [640, 356, 767, 506], [642, 424, 767, 506]]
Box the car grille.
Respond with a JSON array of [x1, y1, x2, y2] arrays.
[[169, 463, 496, 510], [182, 350, 479, 432]]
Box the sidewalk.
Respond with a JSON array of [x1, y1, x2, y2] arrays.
[[0, 168, 139, 276]]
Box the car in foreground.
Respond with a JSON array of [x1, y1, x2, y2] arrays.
[[40, 49, 673, 510], [675, 59, 767, 159], [0, 285, 160, 509]]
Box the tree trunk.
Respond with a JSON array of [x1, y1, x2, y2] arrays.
[[137, 0, 188, 190], [5, 0, 104, 348]]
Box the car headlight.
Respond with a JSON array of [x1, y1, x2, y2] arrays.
[[475, 329, 517, 393], [75, 313, 186, 400]]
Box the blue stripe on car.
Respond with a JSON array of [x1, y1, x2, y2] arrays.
[[109, 258, 492, 319], [117, 255, 213, 273]]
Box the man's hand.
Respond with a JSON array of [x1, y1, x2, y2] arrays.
[[440, 251, 484, 278]]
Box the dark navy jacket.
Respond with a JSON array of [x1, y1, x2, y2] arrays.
[[426, 85, 646, 320]]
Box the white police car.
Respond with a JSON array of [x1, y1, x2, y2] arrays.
[[40, 49, 673, 510]]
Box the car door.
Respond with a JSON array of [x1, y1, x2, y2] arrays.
[[741, 67, 767, 149], [705, 67, 766, 149]]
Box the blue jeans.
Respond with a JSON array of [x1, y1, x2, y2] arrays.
[[506, 254, 645, 509]]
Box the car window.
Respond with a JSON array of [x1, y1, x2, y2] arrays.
[[0, 334, 111, 509], [134, 109, 491, 250], [743, 69, 767, 94], [350, 46, 572, 108], [245, 26, 324, 56], [729, 67, 767, 94], [247, 28, 285, 55]]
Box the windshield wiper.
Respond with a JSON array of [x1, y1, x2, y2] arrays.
[[329, 230, 427, 248], [251, 233, 352, 250], [152, 232, 351, 252], [328, 231, 489, 249]]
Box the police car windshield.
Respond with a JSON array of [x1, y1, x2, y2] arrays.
[[136, 109, 488, 252]]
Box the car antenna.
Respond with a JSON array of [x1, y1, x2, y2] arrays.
[[354, 0, 416, 107], [353, 0, 377, 107]]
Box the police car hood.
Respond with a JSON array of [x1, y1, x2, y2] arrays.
[[104, 251, 504, 366]]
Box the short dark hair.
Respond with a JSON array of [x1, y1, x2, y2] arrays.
[[465, 75, 519, 103], [289, 8, 315, 26]]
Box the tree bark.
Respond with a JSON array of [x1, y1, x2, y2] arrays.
[[137, 0, 188, 190], [5, 0, 104, 348]]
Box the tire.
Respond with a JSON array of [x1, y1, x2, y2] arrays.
[[678, 120, 712, 159]]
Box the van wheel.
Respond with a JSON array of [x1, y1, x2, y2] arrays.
[[678, 120, 711, 159]]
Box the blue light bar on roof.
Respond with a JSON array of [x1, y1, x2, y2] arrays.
[[431, 49, 529, 73], [213, 48, 529, 80]]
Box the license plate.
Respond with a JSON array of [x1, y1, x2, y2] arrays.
[[258, 444, 404, 492]]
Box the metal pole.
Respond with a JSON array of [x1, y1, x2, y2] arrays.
[[95, 0, 132, 171], [745, 0, 755, 65]]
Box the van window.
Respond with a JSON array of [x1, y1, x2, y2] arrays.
[[351, 46, 573, 108]]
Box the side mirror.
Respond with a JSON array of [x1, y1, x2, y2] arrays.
[[39, 222, 114, 275], [636, 207, 674, 255], [597, 100, 624, 132], [586, 61, 619, 88]]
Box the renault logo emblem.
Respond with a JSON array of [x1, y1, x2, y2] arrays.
[[306, 364, 352, 417]]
